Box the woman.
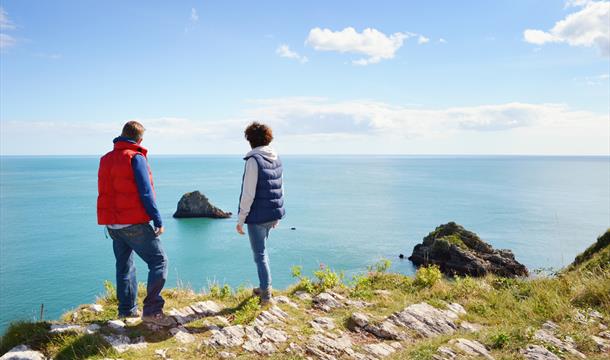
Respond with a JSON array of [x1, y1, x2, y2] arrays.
[[236, 122, 285, 304]]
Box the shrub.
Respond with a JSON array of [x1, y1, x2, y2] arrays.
[[489, 332, 510, 349], [414, 265, 442, 288], [313, 266, 344, 292], [368, 259, 392, 273]]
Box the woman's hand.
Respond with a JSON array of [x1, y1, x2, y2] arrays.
[[236, 224, 245, 235]]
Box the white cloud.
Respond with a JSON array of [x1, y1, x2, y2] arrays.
[[243, 98, 607, 138], [306, 27, 410, 65], [2, 99, 607, 155], [0, 7, 14, 29], [417, 35, 430, 44], [439, 38, 447, 43], [276, 44, 308, 63], [191, 8, 199, 23], [523, 1, 610, 57], [0, 33, 15, 48], [0, 7, 16, 49]]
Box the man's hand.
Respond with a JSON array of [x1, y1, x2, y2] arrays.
[[154, 226, 165, 236], [236, 224, 245, 235]]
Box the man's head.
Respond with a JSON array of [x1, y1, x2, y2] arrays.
[[244, 122, 273, 149], [121, 121, 146, 143]]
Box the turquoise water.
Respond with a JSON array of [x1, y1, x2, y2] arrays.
[[1, 155, 609, 331]]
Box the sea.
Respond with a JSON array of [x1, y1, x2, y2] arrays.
[[1, 155, 609, 332]]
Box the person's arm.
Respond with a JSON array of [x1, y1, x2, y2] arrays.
[[237, 158, 258, 231], [132, 154, 163, 230]]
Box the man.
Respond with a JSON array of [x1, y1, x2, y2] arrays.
[[97, 121, 173, 326], [236, 122, 285, 305]]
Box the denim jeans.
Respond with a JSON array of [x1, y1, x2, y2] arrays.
[[247, 221, 275, 290], [108, 224, 168, 317]]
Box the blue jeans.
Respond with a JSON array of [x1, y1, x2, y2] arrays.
[[108, 224, 168, 317], [247, 221, 275, 290]]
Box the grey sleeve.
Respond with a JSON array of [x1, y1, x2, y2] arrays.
[[238, 158, 258, 225]]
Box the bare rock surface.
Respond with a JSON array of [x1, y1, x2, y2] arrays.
[[169, 326, 195, 344], [274, 295, 299, 309], [103, 335, 148, 353], [387, 302, 465, 338], [409, 222, 528, 277], [206, 325, 246, 348], [313, 292, 345, 312], [0, 345, 47, 360], [311, 317, 336, 332], [253, 305, 288, 327], [533, 328, 586, 359], [173, 191, 231, 218], [433, 339, 493, 359], [521, 344, 561, 360], [168, 300, 222, 325], [306, 332, 353, 360]]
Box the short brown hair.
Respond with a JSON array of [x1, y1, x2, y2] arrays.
[[244, 122, 273, 148], [121, 121, 146, 141]]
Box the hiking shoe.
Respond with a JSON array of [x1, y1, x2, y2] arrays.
[[252, 287, 262, 296], [142, 313, 175, 327], [118, 309, 141, 319], [260, 288, 273, 306]]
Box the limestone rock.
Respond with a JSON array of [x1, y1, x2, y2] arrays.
[[218, 351, 236, 359], [106, 319, 126, 331], [313, 292, 344, 312], [387, 302, 460, 338], [408, 222, 528, 277], [521, 344, 561, 360], [306, 332, 353, 359], [50, 324, 84, 333], [534, 328, 586, 359], [173, 191, 231, 218], [206, 325, 246, 348], [294, 291, 313, 301], [254, 305, 288, 327], [363, 342, 396, 358], [311, 317, 336, 332], [169, 326, 195, 344], [89, 304, 104, 313], [103, 335, 148, 353], [591, 335, 610, 352], [449, 338, 494, 359], [274, 295, 299, 308], [0, 345, 46, 360]]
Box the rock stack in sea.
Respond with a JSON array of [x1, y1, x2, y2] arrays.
[[408, 222, 529, 277], [173, 191, 232, 219]]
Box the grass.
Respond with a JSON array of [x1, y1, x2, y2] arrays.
[[2, 230, 609, 359]]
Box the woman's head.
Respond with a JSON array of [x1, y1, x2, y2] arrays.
[[244, 122, 273, 148]]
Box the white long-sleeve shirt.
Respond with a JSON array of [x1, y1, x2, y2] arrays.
[[238, 146, 281, 226]]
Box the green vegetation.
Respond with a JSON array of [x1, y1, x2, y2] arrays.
[[1, 231, 609, 359], [569, 229, 610, 271]]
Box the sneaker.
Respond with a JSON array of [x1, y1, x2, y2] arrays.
[[142, 313, 175, 327], [252, 287, 262, 296]]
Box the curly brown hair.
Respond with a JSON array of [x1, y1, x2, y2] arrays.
[[244, 122, 273, 148]]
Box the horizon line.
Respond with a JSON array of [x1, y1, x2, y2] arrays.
[[1, 153, 609, 157]]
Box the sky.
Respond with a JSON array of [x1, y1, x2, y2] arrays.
[[0, 0, 609, 155]]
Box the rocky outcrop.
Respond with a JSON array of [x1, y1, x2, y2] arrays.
[[409, 222, 528, 277], [0, 345, 46, 360], [173, 191, 232, 218], [434, 339, 494, 360]]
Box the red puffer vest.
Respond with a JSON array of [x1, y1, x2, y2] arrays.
[[97, 140, 154, 225]]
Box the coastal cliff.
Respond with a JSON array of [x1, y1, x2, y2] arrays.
[[1, 229, 609, 360]]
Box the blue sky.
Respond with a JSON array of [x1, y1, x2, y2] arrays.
[[0, 0, 608, 155]]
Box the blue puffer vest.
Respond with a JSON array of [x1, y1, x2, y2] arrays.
[[240, 153, 285, 224]]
